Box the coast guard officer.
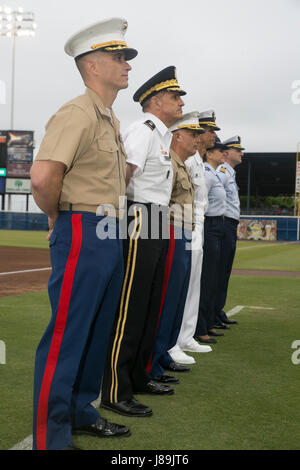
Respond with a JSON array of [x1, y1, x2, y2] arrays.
[[194, 137, 228, 344], [101, 66, 186, 417], [30, 18, 137, 450], [148, 112, 202, 382], [215, 136, 245, 327]]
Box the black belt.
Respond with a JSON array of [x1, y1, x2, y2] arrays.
[[225, 216, 239, 226], [205, 215, 225, 221]]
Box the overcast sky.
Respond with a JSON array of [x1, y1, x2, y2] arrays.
[[0, 0, 300, 151], [1, 0, 300, 210]]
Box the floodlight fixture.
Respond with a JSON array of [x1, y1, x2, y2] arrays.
[[0, 5, 37, 128]]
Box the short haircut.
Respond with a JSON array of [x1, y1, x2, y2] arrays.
[[142, 90, 168, 113], [75, 54, 90, 80], [75, 50, 104, 80]]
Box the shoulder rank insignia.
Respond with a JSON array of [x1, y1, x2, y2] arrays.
[[220, 166, 226, 173], [144, 120, 156, 131]]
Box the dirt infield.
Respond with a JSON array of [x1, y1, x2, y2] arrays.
[[0, 246, 50, 297], [0, 246, 299, 298]]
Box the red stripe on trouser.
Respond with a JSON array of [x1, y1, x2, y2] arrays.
[[36, 214, 83, 450], [147, 225, 175, 373]]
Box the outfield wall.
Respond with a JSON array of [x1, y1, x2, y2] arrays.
[[0, 212, 299, 241], [239, 216, 300, 241], [0, 211, 48, 231]]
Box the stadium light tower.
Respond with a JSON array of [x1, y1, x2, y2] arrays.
[[0, 5, 37, 129]]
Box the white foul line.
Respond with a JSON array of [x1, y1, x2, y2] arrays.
[[0, 267, 51, 276], [227, 305, 274, 317], [9, 435, 33, 451]]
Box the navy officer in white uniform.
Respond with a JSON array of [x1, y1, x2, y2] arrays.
[[214, 136, 245, 327]]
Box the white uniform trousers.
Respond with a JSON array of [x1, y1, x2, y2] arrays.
[[169, 220, 204, 353]]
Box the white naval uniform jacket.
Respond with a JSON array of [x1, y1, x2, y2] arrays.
[[123, 112, 173, 206]]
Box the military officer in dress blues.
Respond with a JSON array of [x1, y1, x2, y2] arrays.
[[31, 18, 137, 450], [214, 136, 245, 327], [101, 66, 187, 418], [194, 137, 228, 344]]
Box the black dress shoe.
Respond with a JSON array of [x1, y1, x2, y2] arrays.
[[153, 373, 180, 384], [223, 319, 239, 325], [208, 330, 224, 337], [194, 336, 217, 344], [165, 362, 190, 373], [73, 416, 131, 437], [101, 397, 152, 417], [138, 380, 174, 395], [214, 323, 230, 330]]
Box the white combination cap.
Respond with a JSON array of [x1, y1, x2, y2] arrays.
[[64, 17, 138, 60], [169, 111, 205, 133], [198, 109, 220, 130], [223, 135, 245, 150]]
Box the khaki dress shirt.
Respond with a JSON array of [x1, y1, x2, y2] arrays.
[[35, 87, 126, 213], [169, 149, 194, 230]]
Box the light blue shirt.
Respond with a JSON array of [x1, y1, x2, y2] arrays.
[[204, 163, 226, 216], [217, 162, 240, 220]]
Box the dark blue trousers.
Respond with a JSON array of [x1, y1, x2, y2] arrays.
[[150, 226, 191, 378], [215, 218, 238, 324], [32, 211, 124, 450], [195, 216, 225, 336]]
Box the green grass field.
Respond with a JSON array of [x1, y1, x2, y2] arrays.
[[0, 230, 49, 250], [0, 232, 300, 450], [234, 241, 300, 271]]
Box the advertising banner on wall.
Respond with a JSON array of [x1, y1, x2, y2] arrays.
[[5, 178, 31, 194], [237, 219, 277, 241], [7, 147, 33, 163], [6, 131, 34, 147], [6, 162, 32, 178]]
